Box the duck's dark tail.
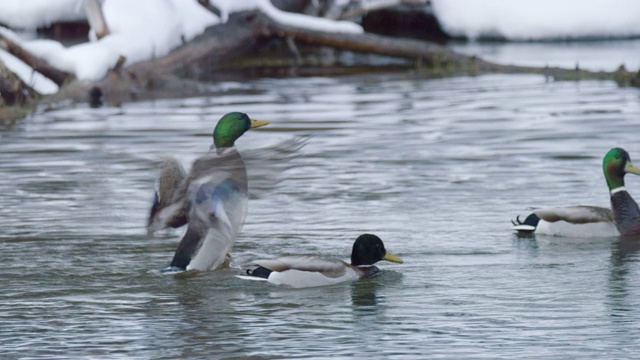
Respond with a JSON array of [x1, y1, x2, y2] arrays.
[[511, 213, 540, 233], [246, 266, 272, 279]]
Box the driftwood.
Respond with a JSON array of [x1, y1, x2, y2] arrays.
[[0, 33, 74, 87], [30, 7, 640, 109], [128, 11, 258, 78], [252, 10, 640, 85], [128, 9, 468, 77], [126, 9, 640, 87]]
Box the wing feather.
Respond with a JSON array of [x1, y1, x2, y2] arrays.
[[241, 136, 308, 198], [535, 206, 613, 224], [147, 157, 187, 233]]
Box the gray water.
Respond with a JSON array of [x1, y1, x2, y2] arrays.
[[2, 72, 640, 359]]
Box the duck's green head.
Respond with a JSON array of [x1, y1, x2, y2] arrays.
[[351, 234, 403, 266], [603, 147, 640, 190], [213, 112, 270, 148]]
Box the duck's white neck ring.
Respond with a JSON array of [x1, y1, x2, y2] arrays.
[[611, 186, 627, 195]]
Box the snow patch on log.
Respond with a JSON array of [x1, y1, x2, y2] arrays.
[[212, 0, 363, 34], [0, 48, 58, 94], [0, 0, 217, 81]]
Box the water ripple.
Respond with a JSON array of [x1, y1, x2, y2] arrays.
[[2, 73, 640, 358]]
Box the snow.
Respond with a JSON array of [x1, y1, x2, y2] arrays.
[[212, 0, 363, 34], [432, 0, 640, 40], [0, 0, 218, 82], [0, 48, 58, 94], [0, 0, 85, 30], [0, 0, 362, 90]]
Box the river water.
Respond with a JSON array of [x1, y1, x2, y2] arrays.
[[2, 69, 640, 359]]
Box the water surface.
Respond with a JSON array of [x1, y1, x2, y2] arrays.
[[2, 73, 640, 359]]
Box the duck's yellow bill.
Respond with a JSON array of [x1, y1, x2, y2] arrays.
[[250, 119, 270, 129], [383, 251, 403, 263], [625, 162, 640, 175]]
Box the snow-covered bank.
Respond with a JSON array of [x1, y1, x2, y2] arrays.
[[0, 0, 363, 90], [0, 0, 219, 83], [1, 0, 639, 99], [432, 0, 640, 40]]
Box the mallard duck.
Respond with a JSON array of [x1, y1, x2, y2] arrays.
[[241, 234, 403, 288], [148, 133, 307, 233], [512, 147, 640, 237], [148, 112, 269, 271]]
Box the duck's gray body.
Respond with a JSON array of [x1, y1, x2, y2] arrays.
[[152, 148, 249, 271], [512, 205, 618, 237], [513, 189, 640, 238], [244, 256, 373, 289]]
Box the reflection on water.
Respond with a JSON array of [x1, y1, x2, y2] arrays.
[[607, 237, 640, 322], [2, 72, 640, 357]]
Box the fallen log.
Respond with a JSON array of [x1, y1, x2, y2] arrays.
[[250, 10, 640, 85], [129, 9, 640, 87], [0, 33, 74, 87], [125, 9, 476, 80], [127, 10, 259, 78], [48, 8, 640, 108]]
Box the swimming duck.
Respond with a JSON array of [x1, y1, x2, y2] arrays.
[[149, 112, 269, 271], [512, 147, 640, 237], [241, 234, 403, 288]]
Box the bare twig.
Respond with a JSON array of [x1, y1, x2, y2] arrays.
[[84, 0, 110, 39]]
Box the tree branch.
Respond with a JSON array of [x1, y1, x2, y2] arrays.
[[0, 34, 74, 87]]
